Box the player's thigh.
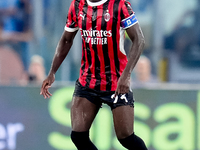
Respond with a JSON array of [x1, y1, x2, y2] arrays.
[[112, 105, 134, 139], [71, 96, 100, 132]]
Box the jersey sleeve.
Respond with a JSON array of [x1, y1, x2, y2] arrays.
[[65, 0, 79, 32], [120, 0, 138, 29]]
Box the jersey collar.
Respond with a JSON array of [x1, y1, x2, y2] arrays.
[[86, 0, 108, 7]]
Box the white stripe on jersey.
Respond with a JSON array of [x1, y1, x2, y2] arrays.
[[119, 27, 126, 55], [64, 26, 79, 32], [86, 0, 108, 7]]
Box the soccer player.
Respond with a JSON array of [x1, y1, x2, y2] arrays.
[[40, 0, 148, 149]]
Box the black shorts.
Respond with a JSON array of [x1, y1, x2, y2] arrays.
[[73, 80, 134, 110]]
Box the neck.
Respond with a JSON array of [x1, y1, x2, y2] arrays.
[[89, 0, 101, 2]]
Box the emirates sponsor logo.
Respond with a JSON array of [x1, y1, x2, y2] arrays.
[[85, 37, 107, 45], [81, 29, 112, 45], [81, 29, 112, 37]]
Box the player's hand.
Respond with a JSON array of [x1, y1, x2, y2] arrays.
[[114, 74, 130, 97], [40, 73, 55, 99]]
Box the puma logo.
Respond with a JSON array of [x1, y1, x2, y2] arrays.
[[80, 13, 85, 20]]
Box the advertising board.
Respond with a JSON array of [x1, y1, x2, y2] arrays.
[[0, 86, 199, 150]]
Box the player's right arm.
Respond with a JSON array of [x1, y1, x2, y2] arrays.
[[40, 0, 78, 99], [40, 30, 78, 99]]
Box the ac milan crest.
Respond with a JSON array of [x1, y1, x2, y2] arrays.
[[104, 10, 110, 22]]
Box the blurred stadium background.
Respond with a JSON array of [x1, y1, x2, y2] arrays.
[[0, 0, 200, 150]]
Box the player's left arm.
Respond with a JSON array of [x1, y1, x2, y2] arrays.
[[115, 23, 145, 96]]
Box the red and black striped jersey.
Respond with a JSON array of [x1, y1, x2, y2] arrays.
[[65, 0, 138, 91]]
